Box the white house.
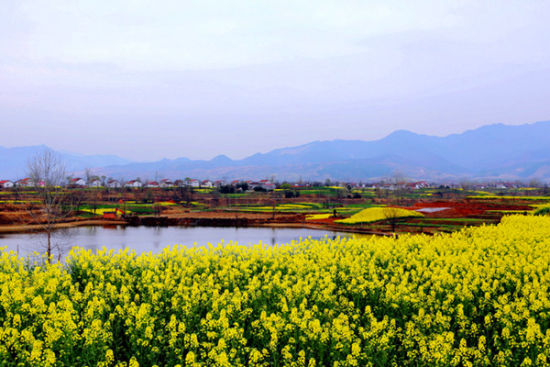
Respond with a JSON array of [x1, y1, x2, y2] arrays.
[[259, 179, 276, 191], [146, 181, 160, 188], [0, 180, 14, 188], [89, 179, 102, 188], [188, 179, 200, 188], [70, 178, 86, 187], [410, 181, 429, 190], [15, 178, 34, 188], [107, 179, 121, 188], [160, 179, 173, 188], [125, 180, 143, 188], [201, 180, 213, 188]]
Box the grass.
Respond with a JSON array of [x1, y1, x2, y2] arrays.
[[485, 210, 533, 214], [0, 200, 41, 204], [467, 195, 550, 200], [228, 201, 379, 214], [194, 188, 214, 193], [294, 188, 349, 197], [396, 222, 466, 230], [79, 203, 157, 215], [234, 203, 323, 213], [220, 193, 248, 198], [416, 217, 487, 223], [535, 208, 550, 216]]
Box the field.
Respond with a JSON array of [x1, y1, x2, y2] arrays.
[[1, 215, 549, 366], [334, 207, 423, 224], [1, 186, 550, 236]]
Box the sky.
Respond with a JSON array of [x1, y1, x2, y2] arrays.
[[1, 0, 550, 161]]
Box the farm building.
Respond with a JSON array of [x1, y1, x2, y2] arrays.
[[406, 181, 429, 189], [107, 179, 121, 188], [0, 180, 14, 188], [188, 179, 200, 188], [89, 179, 102, 187], [125, 180, 143, 188], [15, 178, 34, 188], [248, 180, 275, 191], [259, 179, 276, 191], [146, 181, 160, 188], [70, 178, 86, 187], [160, 179, 173, 188]]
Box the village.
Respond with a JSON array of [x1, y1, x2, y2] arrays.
[[0, 176, 278, 190], [1, 172, 548, 237], [0, 175, 533, 191]]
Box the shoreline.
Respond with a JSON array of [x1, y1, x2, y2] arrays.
[[0, 216, 390, 236], [255, 222, 390, 236], [0, 219, 127, 234]]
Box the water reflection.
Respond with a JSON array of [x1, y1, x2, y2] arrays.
[[0, 225, 350, 258]]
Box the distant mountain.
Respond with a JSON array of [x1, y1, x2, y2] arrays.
[[2, 121, 550, 181], [0, 145, 132, 179], [95, 120, 550, 181]]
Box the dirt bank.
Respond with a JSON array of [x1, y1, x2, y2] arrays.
[[0, 219, 126, 234], [0, 211, 391, 236]]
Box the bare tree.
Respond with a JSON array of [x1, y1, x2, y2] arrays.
[[27, 150, 69, 260], [84, 167, 93, 185], [383, 207, 401, 233], [391, 171, 407, 205], [272, 194, 277, 220]]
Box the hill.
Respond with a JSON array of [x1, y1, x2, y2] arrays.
[[97, 121, 550, 181], [2, 121, 549, 181], [0, 145, 132, 179]]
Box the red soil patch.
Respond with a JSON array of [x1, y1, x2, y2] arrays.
[[305, 217, 342, 225]]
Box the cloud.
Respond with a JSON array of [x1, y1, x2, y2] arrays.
[[1, 0, 550, 160], [2, 0, 468, 70]]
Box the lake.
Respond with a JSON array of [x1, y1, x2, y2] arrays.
[[0, 225, 350, 257]]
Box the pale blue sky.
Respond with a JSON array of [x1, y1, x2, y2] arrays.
[[1, 0, 550, 160]]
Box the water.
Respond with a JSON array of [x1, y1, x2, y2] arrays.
[[415, 207, 450, 213], [0, 225, 349, 257]]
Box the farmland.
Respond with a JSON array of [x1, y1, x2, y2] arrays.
[[1, 186, 550, 365], [0, 215, 549, 365], [334, 207, 424, 224], [1, 185, 549, 236]]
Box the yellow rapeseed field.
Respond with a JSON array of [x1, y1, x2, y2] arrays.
[[305, 213, 332, 221], [335, 207, 423, 224], [80, 208, 128, 216], [0, 215, 549, 366]]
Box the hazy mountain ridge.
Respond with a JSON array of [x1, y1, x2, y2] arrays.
[[0, 145, 132, 179], [1, 121, 549, 181]]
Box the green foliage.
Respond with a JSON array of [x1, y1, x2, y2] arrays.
[[535, 207, 550, 216]]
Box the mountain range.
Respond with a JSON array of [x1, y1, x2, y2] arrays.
[[0, 145, 132, 180], [1, 121, 549, 182]]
